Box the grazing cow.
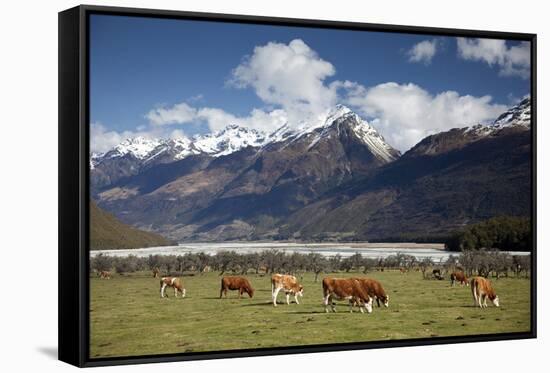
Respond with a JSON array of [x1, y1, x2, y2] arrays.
[[470, 276, 500, 308], [450, 271, 469, 287], [99, 270, 111, 279], [322, 277, 373, 313], [399, 267, 407, 274], [353, 277, 389, 308], [152, 267, 160, 278], [220, 276, 254, 298], [271, 274, 303, 306], [160, 277, 186, 298], [432, 268, 443, 280]]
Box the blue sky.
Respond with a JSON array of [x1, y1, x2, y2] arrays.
[[90, 14, 531, 152]]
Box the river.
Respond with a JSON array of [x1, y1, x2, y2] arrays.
[[90, 242, 530, 262]]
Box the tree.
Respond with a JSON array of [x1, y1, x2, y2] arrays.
[[419, 257, 434, 279], [306, 253, 328, 282], [445, 216, 531, 252], [91, 254, 114, 272]]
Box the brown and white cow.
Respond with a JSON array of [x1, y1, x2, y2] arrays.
[[271, 274, 303, 306], [470, 276, 499, 308], [322, 277, 373, 313], [450, 271, 469, 287], [220, 276, 254, 298], [160, 277, 186, 298], [352, 277, 389, 308], [99, 270, 111, 279]]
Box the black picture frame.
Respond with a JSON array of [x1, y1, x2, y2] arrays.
[[58, 4, 537, 368]]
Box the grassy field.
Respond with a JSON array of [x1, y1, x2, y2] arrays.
[[90, 270, 531, 358]]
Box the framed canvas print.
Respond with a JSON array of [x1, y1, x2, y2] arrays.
[[58, 5, 537, 367]]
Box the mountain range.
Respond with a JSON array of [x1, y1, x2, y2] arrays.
[[91, 98, 532, 243]]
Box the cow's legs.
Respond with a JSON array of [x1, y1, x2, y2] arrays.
[[219, 287, 224, 299], [272, 287, 281, 306], [483, 295, 488, 308], [286, 292, 290, 305], [294, 294, 300, 305], [161, 283, 167, 298], [174, 287, 178, 297], [472, 285, 478, 307], [239, 288, 243, 299], [323, 293, 331, 313]]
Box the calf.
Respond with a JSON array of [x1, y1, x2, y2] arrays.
[[470, 276, 499, 308], [271, 274, 303, 306], [160, 277, 186, 298], [220, 276, 254, 298], [450, 271, 468, 287], [353, 277, 389, 308], [322, 277, 373, 313]]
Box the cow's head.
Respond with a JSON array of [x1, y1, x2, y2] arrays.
[[247, 287, 255, 298], [295, 284, 304, 297], [382, 294, 389, 308], [492, 295, 500, 307]]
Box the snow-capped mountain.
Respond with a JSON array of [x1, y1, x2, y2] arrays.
[[193, 125, 267, 156], [309, 104, 399, 162], [104, 137, 164, 160], [467, 97, 531, 137], [92, 105, 399, 167], [408, 98, 531, 157], [263, 104, 399, 162], [492, 97, 531, 129], [92, 125, 267, 167]]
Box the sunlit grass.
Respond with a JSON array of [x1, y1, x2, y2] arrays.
[[90, 270, 530, 358]]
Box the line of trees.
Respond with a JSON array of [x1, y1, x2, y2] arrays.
[[90, 248, 531, 280], [444, 216, 532, 252]]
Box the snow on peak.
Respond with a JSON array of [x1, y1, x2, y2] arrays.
[[492, 97, 531, 129], [466, 98, 531, 136], [92, 106, 402, 167], [193, 124, 267, 156], [325, 104, 354, 124], [108, 136, 163, 160], [330, 106, 398, 162]]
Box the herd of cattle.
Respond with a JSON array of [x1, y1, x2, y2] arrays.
[[129, 269, 500, 311]]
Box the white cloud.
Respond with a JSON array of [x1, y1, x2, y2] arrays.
[[407, 39, 438, 64], [90, 122, 148, 153], [229, 38, 338, 127], [342, 81, 507, 151], [96, 38, 515, 154], [146, 102, 197, 126], [144, 101, 288, 134], [457, 38, 530, 78]]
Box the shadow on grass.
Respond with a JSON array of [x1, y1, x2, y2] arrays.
[[240, 301, 277, 307]]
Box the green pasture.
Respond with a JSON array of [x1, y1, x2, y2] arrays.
[[90, 270, 531, 358]]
